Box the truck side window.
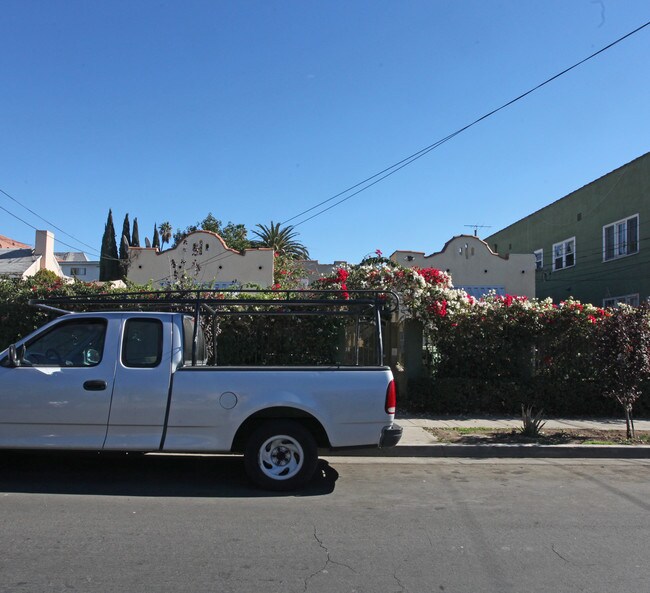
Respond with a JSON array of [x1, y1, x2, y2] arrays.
[[122, 319, 163, 368], [21, 319, 107, 367], [182, 316, 207, 366]]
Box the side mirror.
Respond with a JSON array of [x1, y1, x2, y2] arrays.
[[8, 344, 20, 368]]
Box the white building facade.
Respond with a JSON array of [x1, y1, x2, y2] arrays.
[[127, 230, 275, 288], [391, 235, 536, 298]]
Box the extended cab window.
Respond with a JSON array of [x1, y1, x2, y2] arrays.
[[21, 319, 107, 367], [182, 315, 207, 366], [122, 319, 163, 368]]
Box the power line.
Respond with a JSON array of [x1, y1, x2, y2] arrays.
[[282, 20, 650, 229], [501, 223, 650, 267], [163, 18, 649, 283], [0, 203, 105, 256], [529, 237, 650, 286], [0, 200, 126, 264], [150, 249, 238, 286], [538, 254, 645, 279], [6, 19, 641, 285], [0, 188, 98, 253]]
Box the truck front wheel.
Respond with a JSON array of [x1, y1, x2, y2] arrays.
[[244, 420, 318, 491]]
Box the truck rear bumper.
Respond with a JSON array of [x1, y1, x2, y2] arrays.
[[379, 423, 403, 448]]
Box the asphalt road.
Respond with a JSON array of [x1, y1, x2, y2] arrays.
[[1, 452, 649, 593]]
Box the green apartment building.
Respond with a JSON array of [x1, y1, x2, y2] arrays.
[[485, 152, 650, 306]]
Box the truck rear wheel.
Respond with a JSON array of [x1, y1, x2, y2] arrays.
[[244, 420, 318, 491]]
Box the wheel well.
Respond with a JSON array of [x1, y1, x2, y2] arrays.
[[232, 407, 331, 452]]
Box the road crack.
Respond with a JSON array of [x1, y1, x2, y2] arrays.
[[551, 544, 598, 567], [303, 527, 356, 592], [551, 544, 571, 563], [393, 569, 407, 592]]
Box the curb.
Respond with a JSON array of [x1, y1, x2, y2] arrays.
[[326, 444, 650, 459]]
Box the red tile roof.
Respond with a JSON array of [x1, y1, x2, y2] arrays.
[[0, 234, 31, 249]]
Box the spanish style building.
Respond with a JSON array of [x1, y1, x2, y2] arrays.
[[127, 230, 275, 288], [391, 235, 536, 298]]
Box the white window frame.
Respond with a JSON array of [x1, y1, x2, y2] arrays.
[[603, 214, 639, 262], [69, 267, 87, 276], [552, 237, 575, 271], [603, 294, 640, 308], [533, 249, 543, 270]]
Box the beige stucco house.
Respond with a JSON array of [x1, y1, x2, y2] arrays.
[[127, 230, 275, 288], [391, 235, 536, 298]]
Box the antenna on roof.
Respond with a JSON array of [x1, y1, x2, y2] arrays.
[[464, 224, 492, 237]]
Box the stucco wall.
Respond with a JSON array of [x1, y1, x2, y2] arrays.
[[485, 152, 650, 305], [391, 235, 536, 298], [127, 230, 274, 287]]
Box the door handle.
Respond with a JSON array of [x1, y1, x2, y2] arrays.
[[83, 380, 107, 391]]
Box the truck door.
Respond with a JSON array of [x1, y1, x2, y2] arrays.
[[0, 317, 117, 448], [103, 316, 173, 450]]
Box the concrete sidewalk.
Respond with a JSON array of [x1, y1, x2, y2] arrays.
[[400, 416, 650, 443], [327, 417, 650, 459]]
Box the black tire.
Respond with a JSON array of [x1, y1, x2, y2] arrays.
[[244, 420, 318, 491]]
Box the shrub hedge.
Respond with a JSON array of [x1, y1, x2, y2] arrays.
[[3, 267, 650, 419]]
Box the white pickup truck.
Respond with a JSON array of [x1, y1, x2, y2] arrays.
[[0, 291, 402, 490]]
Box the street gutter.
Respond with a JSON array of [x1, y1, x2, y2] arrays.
[[325, 443, 650, 459]]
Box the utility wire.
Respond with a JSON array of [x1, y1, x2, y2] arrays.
[[0, 188, 98, 253], [282, 20, 650, 229], [3, 19, 648, 270], [0, 201, 125, 264], [114, 20, 650, 285], [281, 129, 461, 226], [0, 203, 107, 256], [497, 216, 649, 267]]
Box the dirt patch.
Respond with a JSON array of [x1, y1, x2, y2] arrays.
[[424, 427, 650, 445]]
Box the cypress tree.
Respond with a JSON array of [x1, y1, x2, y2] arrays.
[[152, 223, 161, 250], [119, 214, 131, 278], [119, 214, 130, 260], [100, 209, 120, 281], [131, 218, 141, 247]]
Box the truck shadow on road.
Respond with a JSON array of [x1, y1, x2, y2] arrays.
[[0, 451, 338, 498]]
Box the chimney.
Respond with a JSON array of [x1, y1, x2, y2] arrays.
[[34, 230, 57, 272]]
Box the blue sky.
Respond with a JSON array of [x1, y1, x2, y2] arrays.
[[1, 1, 649, 264]]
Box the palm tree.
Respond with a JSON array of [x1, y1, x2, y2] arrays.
[[251, 221, 309, 259], [159, 222, 173, 249]]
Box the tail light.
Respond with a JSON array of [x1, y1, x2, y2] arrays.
[[385, 380, 397, 415]]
